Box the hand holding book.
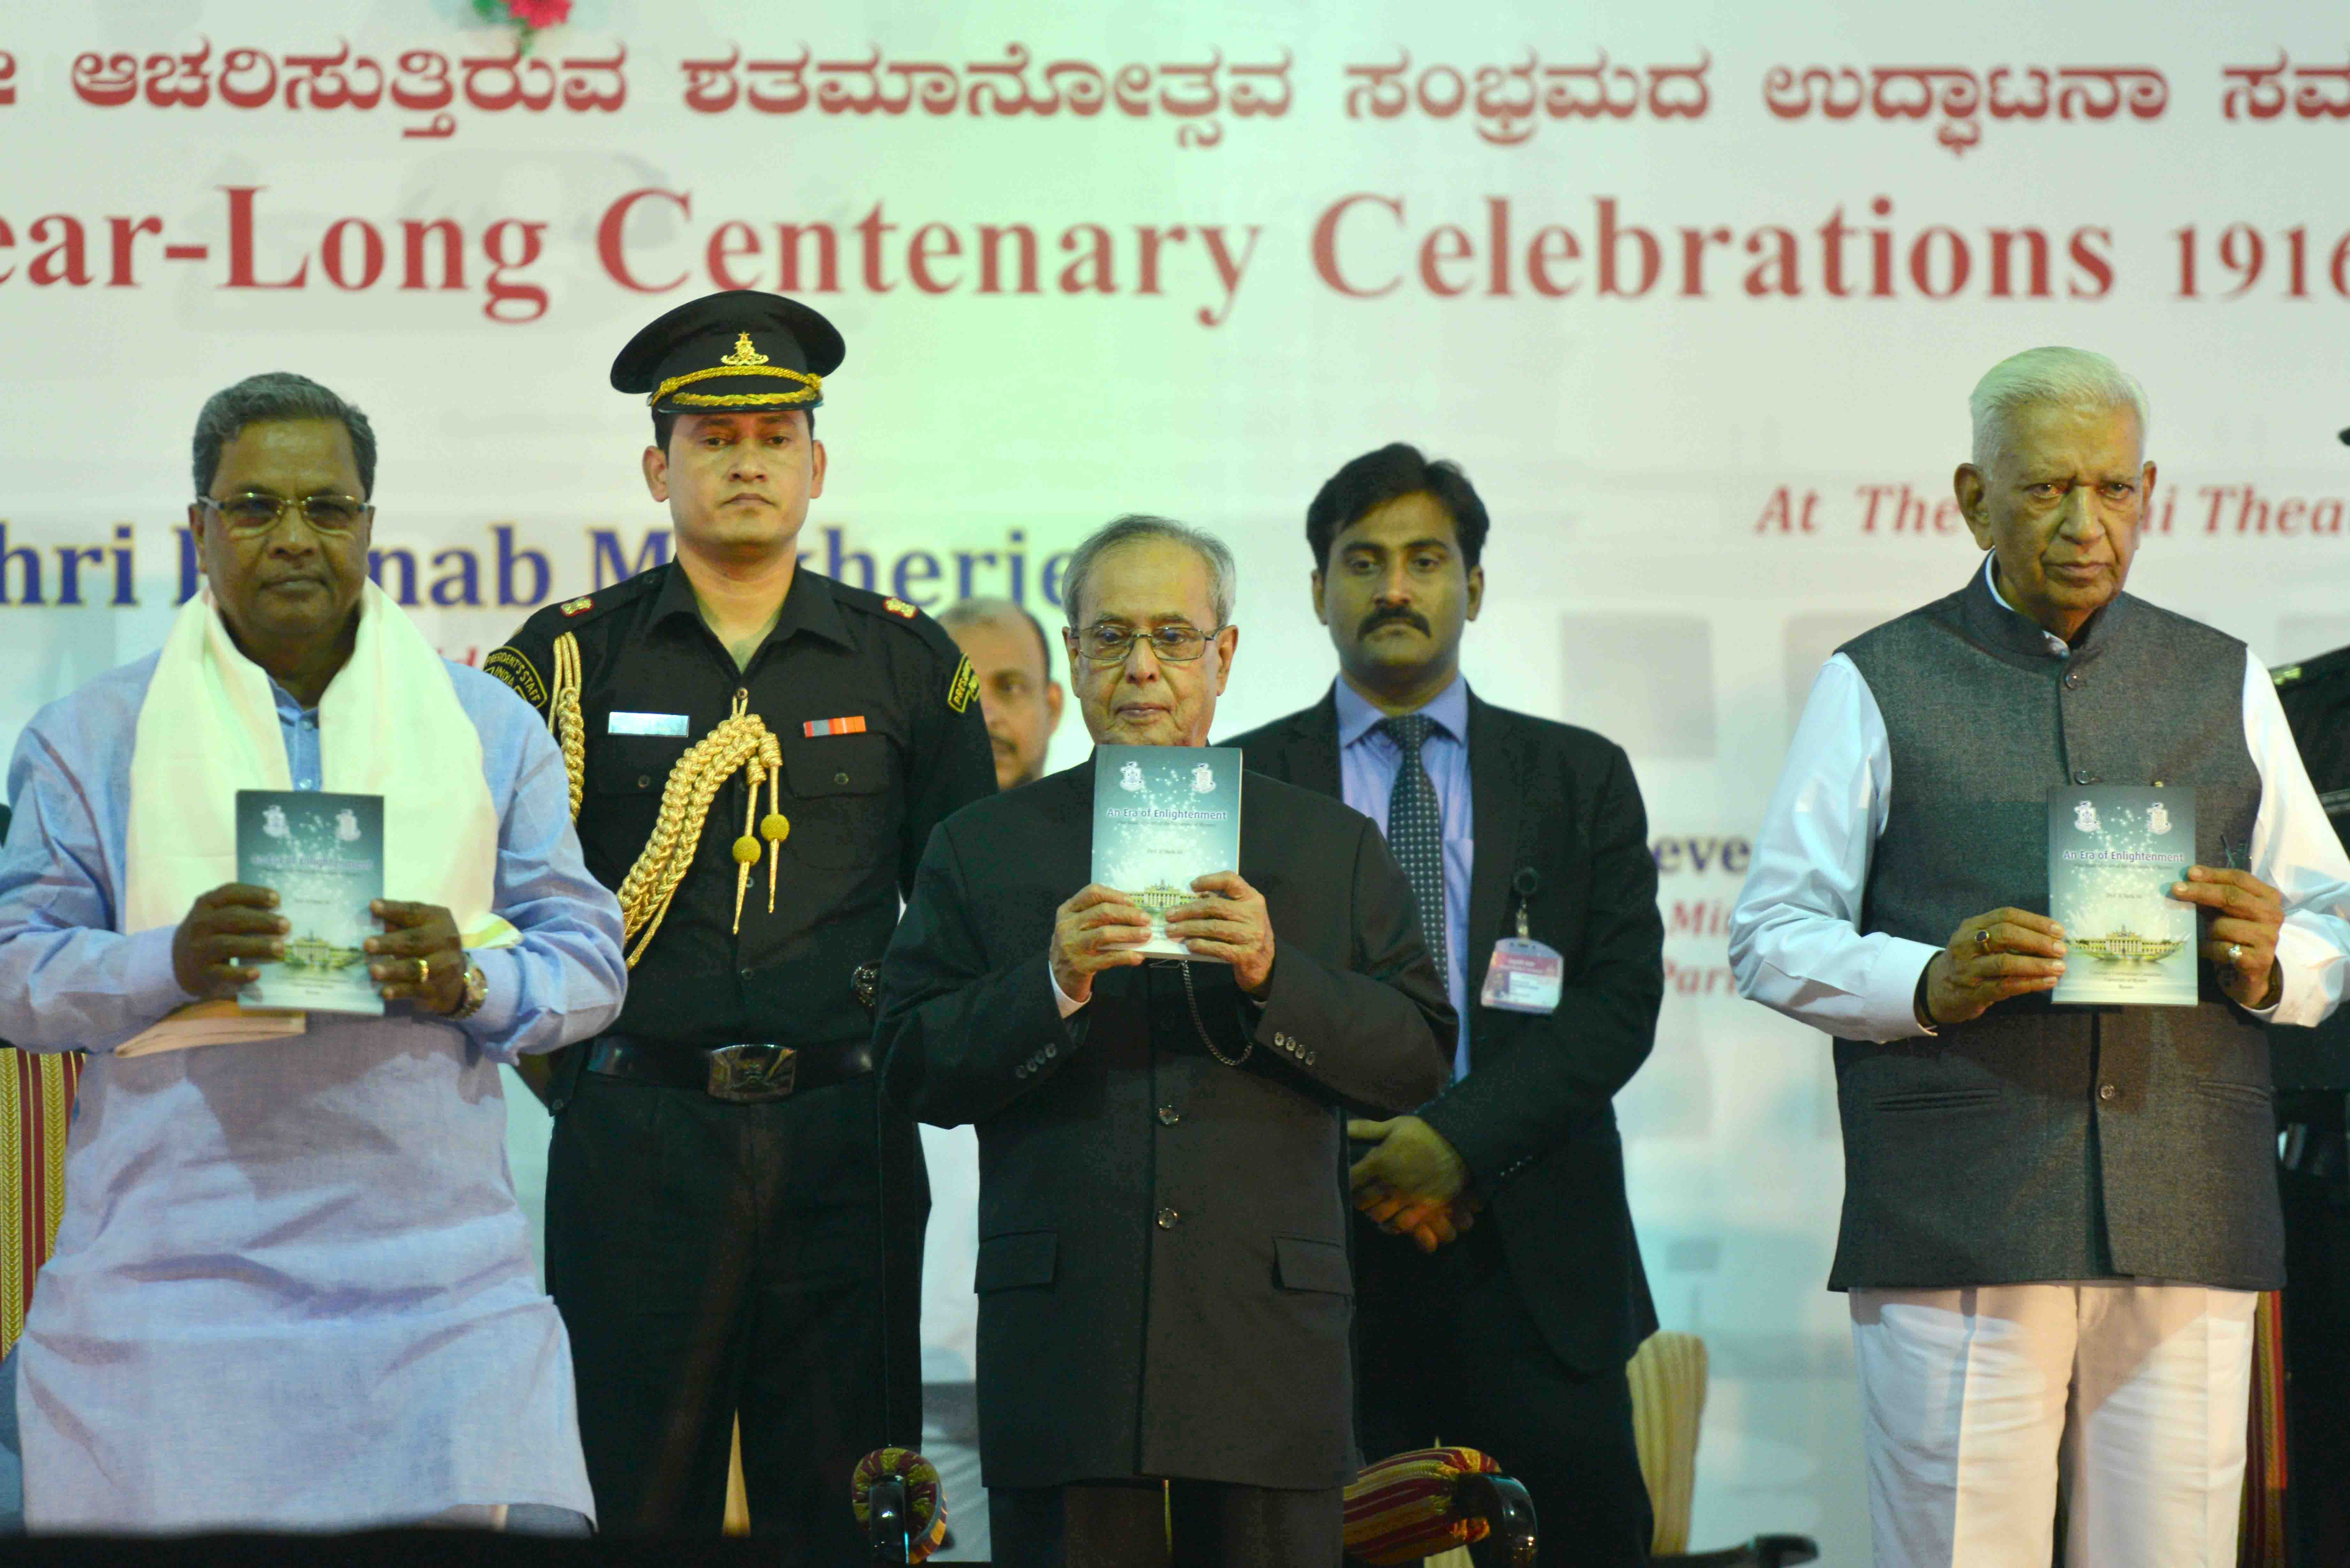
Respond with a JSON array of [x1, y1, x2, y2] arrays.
[[2169, 864, 2286, 1010], [1049, 884, 1154, 1008], [1917, 907, 2069, 1028], [1164, 871, 1276, 996], [171, 883, 290, 999], [365, 898, 468, 1014]]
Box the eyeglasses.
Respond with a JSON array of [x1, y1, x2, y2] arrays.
[[1072, 622, 1224, 665], [197, 492, 371, 535]]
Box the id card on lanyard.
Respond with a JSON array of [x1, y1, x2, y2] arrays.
[[1480, 868, 1564, 1015]]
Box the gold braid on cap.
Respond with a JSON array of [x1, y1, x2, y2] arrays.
[[551, 632, 586, 821], [651, 366, 822, 408], [650, 334, 822, 407], [612, 691, 789, 969]]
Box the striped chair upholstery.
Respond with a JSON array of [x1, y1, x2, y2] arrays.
[[1629, 1331, 1709, 1557], [1344, 1445, 1503, 1564], [2240, 1291, 2286, 1568], [0, 1048, 80, 1360]]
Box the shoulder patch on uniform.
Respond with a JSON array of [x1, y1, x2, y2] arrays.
[[559, 595, 595, 617], [2276, 664, 2304, 686], [483, 646, 548, 708], [884, 596, 918, 619], [947, 654, 980, 713]]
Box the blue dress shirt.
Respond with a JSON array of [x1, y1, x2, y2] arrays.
[[1334, 675, 1474, 1079]]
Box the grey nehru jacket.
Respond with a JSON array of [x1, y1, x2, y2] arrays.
[[1831, 568, 2279, 1292]]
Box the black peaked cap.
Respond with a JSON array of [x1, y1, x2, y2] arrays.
[[610, 291, 846, 415]]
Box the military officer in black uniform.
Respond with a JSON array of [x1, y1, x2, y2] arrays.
[[486, 291, 995, 1551]]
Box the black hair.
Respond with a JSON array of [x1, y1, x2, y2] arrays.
[[192, 372, 377, 498], [651, 406, 815, 454], [1304, 443, 1490, 570]]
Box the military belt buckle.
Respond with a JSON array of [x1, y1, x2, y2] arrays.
[[707, 1042, 796, 1104]]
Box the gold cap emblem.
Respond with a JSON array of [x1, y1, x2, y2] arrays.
[[720, 332, 770, 368]]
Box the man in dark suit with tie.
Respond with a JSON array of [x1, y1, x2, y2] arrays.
[[1228, 445, 1664, 1566], [876, 515, 1453, 1568]]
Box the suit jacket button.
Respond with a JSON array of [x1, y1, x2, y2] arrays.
[[1016, 1064, 1030, 1079], [1306, 1051, 1317, 1066], [2098, 1082, 2117, 1101], [1044, 1043, 1058, 1059], [1156, 1207, 1181, 1230], [1158, 1104, 1181, 1126]]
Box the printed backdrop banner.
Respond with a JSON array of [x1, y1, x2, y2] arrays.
[[6, 1, 2350, 1555]]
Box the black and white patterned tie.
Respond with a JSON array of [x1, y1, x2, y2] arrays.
[[1377, 714, 1448, 982]]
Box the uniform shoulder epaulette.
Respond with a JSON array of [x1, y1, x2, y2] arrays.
[[520, 566, 666, 639], [831, 579, 961, 650], [2274, 641, 2350, 689], [487, 568, 668, 713], [827, 578, 988, 714]]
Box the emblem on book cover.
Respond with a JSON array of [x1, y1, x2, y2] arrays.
[[1191, 762, 1217, 794], [262, 804, 290, 841], [1120, 760, 1145, 792], [336, 808, 362, 843], [2148, 802, 2172, 835], [2073, 799, 2100, 833]]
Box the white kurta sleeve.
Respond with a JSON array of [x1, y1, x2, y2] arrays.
[[2239, 649, 2350, 1026], [1729, 654, 1942, 1042]]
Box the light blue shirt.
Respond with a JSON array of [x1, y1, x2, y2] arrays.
[[0, 652, 625, 1530], [1333, 675, 1474, 1079]]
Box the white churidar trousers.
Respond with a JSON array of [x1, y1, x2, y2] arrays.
[[1848, 1283, 2255, 1568]]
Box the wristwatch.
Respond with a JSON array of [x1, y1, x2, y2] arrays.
[[450, 955, 489, 1021]]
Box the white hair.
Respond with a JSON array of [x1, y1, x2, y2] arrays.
[[1968, 346, 2151, 468], [1061, 515, 1237, 629]]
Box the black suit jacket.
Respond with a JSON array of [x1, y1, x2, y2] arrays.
[[1228, 688, 1662, 1373], [876, 757, 1453, 1490]]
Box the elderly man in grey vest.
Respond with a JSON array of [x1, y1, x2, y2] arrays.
[[1729, 346, 2350, 1568]]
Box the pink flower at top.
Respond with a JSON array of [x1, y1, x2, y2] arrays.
[[505, 0, 571, 28]]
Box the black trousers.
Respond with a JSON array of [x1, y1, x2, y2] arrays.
[[990, 1478, 1344, 1568], [1353, 1217, 1652, 1568], [544, 1068, 926, 1552]]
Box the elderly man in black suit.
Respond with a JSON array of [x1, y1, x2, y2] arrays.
[[876, 514, 1452, 1568], [1229, 445, 1665, 1566]]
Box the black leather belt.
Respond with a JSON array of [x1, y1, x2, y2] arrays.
[[584, 1034, 876, 1105]]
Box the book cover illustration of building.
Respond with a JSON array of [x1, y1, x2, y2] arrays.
[[236, 789, 386, 1016], [1091, 746, 1243, 961], [2047, 784, 2197, 1007]]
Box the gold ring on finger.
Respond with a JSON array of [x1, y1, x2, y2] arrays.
[[416, 955, 432, 987], [2227, 942, 2244, 963], [1976, 928, 1990, 950]]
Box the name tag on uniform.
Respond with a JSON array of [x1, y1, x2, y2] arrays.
[[1480, 938, 1564, 1015], [608, 711, 691, 737]]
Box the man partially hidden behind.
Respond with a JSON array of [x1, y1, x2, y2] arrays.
[[876, 516, 1452, 1567], [485, 292, 995, 1548], [940, 596, 1065, 790], [0, 373, 626, 1530], [1229, 446, 1664, 1565], [1729, 346, 2350, 1567]]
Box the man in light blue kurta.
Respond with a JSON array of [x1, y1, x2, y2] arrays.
[[0, 373, 626, 1531]]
